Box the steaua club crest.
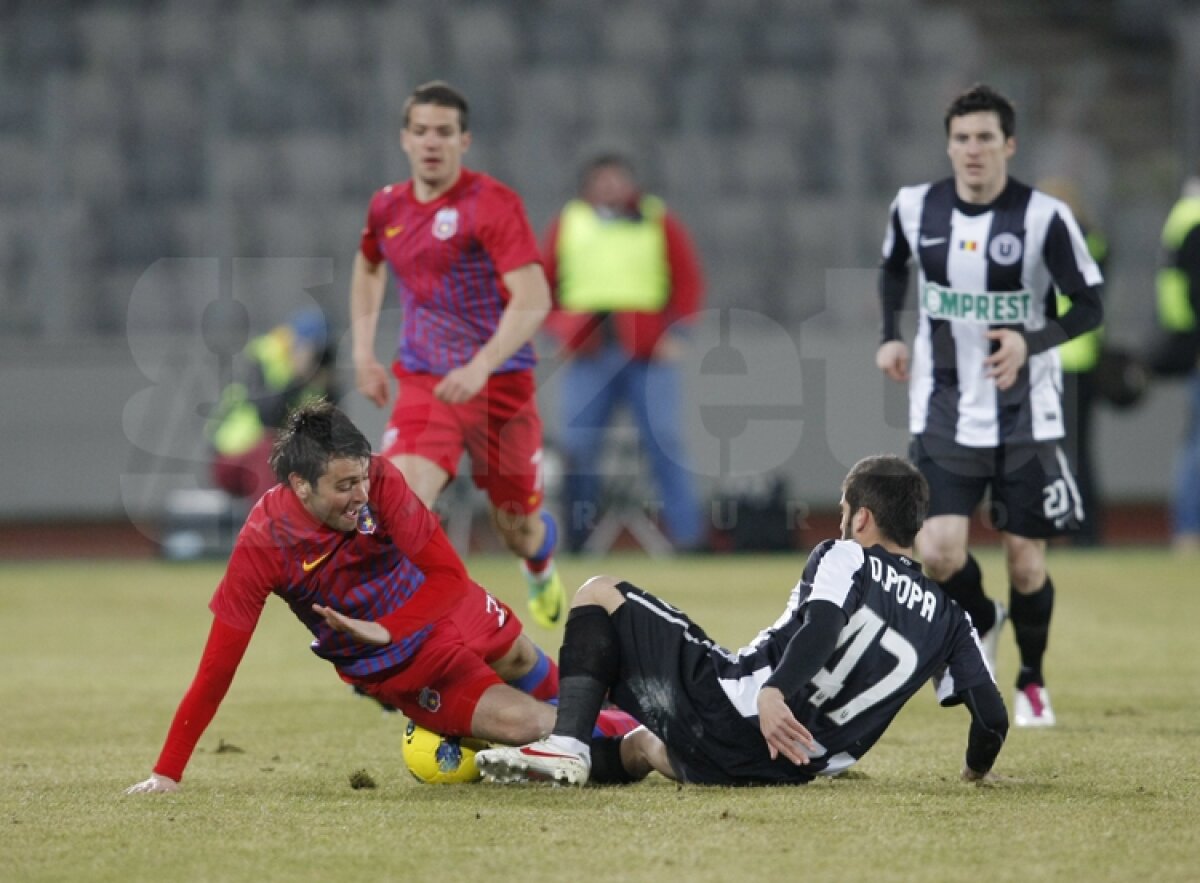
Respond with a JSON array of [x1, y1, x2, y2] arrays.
[[418, 687, 442, 712], [356, 505, 377, 535], [432, 207, 459, 240]]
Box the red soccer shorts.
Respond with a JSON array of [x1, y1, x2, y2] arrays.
[[343, 581, 524, 736], [382, 366, 545, 516]]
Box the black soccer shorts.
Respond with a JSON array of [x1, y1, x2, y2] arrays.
[[910, 434, 1084, 538], [608, 582, 815, 786]]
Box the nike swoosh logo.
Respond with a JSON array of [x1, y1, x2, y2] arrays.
[[520, 747, 577, 759], [919, 237, 946, 246], [302, 551, 333, 573], [385, 225, 403, 238]]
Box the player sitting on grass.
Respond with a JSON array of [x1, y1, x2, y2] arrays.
[[475, 455, 1009, 787], [125, 401, 632, 794]]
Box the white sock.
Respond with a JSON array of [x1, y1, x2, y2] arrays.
[[545, 734, 590, 761]]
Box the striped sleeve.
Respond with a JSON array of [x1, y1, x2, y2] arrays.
[[806, 540, 866, 611]]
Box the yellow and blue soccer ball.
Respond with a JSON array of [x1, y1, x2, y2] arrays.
[[402, 720, 489, 784]]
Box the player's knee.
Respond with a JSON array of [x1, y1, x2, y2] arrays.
[[490, 699, 555, 745], [1007, 556, 1046, 593], [497, 525, 537, 558], [1004, 540, 1046, 592], [621, 727, 673, 781], [921, 545, 965, 582], [575, 575, 622, 610], [492, 635, 538, 681]]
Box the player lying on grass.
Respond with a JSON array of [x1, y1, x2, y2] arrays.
[[125, 401, 631, 794], [475, 455, 1009, 786]]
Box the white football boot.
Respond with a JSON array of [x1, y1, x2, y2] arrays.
[[1013, 683, 1057, 727], [476, 737, 590, 786]]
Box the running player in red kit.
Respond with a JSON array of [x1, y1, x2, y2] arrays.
[[125, 402, 630, 795], [349, 81, 565, 629]]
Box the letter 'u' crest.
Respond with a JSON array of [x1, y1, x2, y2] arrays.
[[988, 232, 1022, 266]]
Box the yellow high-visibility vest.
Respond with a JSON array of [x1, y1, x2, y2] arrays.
[[556, 196, 670, 313], [1156, 195, 1200, 332], [210, 328, 296, 456]]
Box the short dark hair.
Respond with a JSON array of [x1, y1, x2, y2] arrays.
[[842, 455, 929, 548], [403, 80, 470, 132], [269, 400, 371, 485], [580, 152, 636, 187], [944, 83, 1016, 139]]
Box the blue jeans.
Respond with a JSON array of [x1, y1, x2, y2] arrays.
[[1171, 372, 1200, 537], [558, 343, 703, 551]]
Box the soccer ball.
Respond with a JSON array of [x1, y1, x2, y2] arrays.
[[402, 720, 488, 784]]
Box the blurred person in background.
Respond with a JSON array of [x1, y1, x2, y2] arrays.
[[1037, 177, 1110, 547], [348, 81, 565, 628], [875, 84, 1103, 728], [208, 308, 337, 505], [542, 154, 706, 554], [1146, 174, 1200, 554]]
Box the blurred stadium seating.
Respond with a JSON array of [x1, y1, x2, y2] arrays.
[[0, 0, 1186, 337], [0, 0, 1195, 526]]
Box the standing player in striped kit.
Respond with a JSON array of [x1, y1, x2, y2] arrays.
[[875, 84, 1103, 726], [350, 81, 565, 630]]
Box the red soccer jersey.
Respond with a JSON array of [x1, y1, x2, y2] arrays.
[[153, 456, 472, 782], [360, 168, 543, 375], [210, 455, 470, 676]]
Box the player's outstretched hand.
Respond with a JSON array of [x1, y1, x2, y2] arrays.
[[124, 773, 179, 795], [312, 604, 391, 646], [757, 687, 816, 766], [875, 340, 910, 383], [355, 357, 392, 408]]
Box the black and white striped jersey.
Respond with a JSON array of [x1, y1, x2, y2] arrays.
[[711, 539, 993, 777], [882, 177, 1103, 446]]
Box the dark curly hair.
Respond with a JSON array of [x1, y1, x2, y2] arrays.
[[269, 400, 371, 485], [842, 455, 929, 548]]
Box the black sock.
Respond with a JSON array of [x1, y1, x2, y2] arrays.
[[554, 605, 620, 743], [1010, 577, 1055, 688], [587, 736, 637, 785], [938, 554, 996, 634]]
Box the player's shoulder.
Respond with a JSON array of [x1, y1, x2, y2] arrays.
[[893, 179, 942, 202], [366, 454, 424, 521], [369, 181, 412, 208], [229, 489, 289, 563], [368, 453, 403, 487], [468, 168, 527, 206], [1026, 181, 1074, 220], [804, 538, 866, 575], [890, 179, 947, 218]]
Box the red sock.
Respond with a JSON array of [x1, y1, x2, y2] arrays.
[[595, 707, 639, 738]]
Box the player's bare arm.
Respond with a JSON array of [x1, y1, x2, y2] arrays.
[[350, 251, 391, 408], [312, 604, 391, 646], [433, 262, 551, 404], [756, 686, 816, 765], [876, 339, 910, 383], [984, 328, 1028, 391]]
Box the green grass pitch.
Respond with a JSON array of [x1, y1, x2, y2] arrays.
[[2, 549, 1197, 882]]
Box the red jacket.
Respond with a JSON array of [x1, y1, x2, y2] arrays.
[[542, 204, 705, 360]]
